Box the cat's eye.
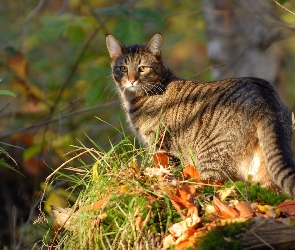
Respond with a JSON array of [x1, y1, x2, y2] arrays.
[[120, 66, 128, 72], [139, 66, 149, 72]]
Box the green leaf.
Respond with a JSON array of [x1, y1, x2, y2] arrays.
[[93, 4, 129, 17], [114, 18, 144, 44], [131, 8, 164, 25], [65, 26, 86, 45], [0, 90, 16, 97], [0, 158, 24, 176]]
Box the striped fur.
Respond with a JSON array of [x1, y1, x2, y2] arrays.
[[106, 34, 295, 195]]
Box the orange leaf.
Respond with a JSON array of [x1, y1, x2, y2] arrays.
[[175, 228, 199, 249], [183, 165, 200, 181], [153, 152, 169, 168], [277, 200, 295, 215], [235, 201, 253, 218], [180, 182, 196, 199], [213, 196, 239, 219], [80, 196, 110, 211], [177, 188, 192, 204], [170, 194, 192, 209]]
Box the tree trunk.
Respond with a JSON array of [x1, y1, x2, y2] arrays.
[[202, 0, 283, 86]]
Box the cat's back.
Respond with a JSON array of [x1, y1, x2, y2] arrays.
[[164, 77, 279, 114]]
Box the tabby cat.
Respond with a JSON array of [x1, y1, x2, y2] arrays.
[[106, 34, 295, 195]]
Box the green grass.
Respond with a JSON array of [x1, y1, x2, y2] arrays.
[[36, 130, 293, 249], [37, 133, 182, 249]]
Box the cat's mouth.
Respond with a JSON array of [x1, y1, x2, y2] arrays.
[[121, 81, 148, 95], [126, 80, 139, 87]]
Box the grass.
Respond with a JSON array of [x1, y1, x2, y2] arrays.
[[35, 128, 294, 249], [36, 132, 182, 249]]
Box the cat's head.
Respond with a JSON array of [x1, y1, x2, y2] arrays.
[[106, 34, 166, 96]]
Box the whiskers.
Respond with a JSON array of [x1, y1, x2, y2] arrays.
[[120, 81, 166, 97]]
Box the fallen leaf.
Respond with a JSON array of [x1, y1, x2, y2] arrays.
[[153, 152, 169, 168], [277, 200, 295, 215], [80, 196, 110, 211], [180, 182, 196, 200], [144, 166, 171, 177], [213, 196, 239, 219], [50, 205, 76, 231], [162, 234, 175, 250], [177, 187, 193, 204], [185, 212, 201, 229], [217, 186, 236, 201], [169, 222, 184, 237], [170, 194, 192, 210], [235, 201, 253, 218], [257, 204, 279, 218], [183, 165, 200, 181]]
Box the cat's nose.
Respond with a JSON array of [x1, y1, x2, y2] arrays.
[[129, 79, 136, 85]]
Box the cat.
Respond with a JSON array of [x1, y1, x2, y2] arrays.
[[106, 33, 295, 195]]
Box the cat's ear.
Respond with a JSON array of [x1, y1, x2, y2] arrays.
[[106, 35, 124, 59], [145, 34, 162, 57]]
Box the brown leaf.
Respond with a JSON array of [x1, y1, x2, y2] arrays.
[[277, 200, 295, 215], [153, 152, 169, 168], [235, 201, 253, 218], [213, 196, 239, 219], [80, 196, 110, 211], [177, 186, 193, 204], [170, 194, 192, 210], [183, 165, 200, 181]]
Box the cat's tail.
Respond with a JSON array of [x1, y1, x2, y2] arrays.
[[257, 118, 295, 196]]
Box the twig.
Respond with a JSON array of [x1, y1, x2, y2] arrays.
[[0, 101, 119, 139], [186, 63, 227, 80], [272, 0, 295, 19], [49, 27, 100, 116], [36, 148, 100, 222], [249, 230, 275, 250]]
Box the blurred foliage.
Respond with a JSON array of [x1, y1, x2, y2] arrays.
[[0, 0, 295, 248]]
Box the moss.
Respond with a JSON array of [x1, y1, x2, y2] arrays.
[[225, 181, 292, 206], [196, 221, 250, 250]]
